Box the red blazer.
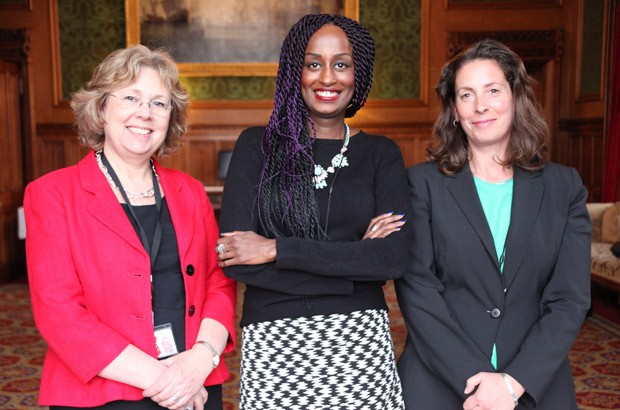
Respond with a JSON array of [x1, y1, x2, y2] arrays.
[[24, 152, 237, 407]]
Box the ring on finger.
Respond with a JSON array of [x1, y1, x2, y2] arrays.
[[371, 224, 378, 232], [216, 243, 225, 254], [171, 395, 179, 403]]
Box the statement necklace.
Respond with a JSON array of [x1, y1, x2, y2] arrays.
[[95, 150, 158, 199], [313, 122, 350, 189]]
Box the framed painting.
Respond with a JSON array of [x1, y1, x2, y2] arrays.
[[125, 0, 359, 76]]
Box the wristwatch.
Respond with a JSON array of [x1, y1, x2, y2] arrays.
[[195, 340, 220, 369]]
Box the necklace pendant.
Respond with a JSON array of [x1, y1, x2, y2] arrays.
[[312, 123, 351, 190]]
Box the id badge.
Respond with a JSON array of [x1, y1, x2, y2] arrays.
[[154, 323, 179, 359]]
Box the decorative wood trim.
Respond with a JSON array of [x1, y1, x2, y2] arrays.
[[419, 0, 431, 105], [557, 118, 605, 201], [574, 0, 610, 103], [0, 27, 33, 280], [445, 0, 562, 10], [0, 28, 29, 61], [0, 28, 35, 183], [447, 30, 563, 62], [34, 119, 434, 184], [48, 0, 63, 107], [0, 0, 32, 11]]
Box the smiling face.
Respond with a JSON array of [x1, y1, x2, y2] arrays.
[[101, 67, 171, 162], [301, 24, 355, 123], [454, 59, 514, 152]]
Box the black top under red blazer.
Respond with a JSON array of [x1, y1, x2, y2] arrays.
[[396, 162, 591, 409]]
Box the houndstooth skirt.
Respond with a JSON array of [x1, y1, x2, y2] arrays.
[[239, 309, 405, 410]]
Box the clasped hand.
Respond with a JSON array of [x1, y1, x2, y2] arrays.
[[463, 372, 523, 410], [143, 348, 213, 410]]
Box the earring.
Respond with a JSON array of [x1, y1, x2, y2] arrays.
[[453, 120, 459, 128]]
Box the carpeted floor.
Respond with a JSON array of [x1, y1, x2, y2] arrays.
[[1, 281, 619, 409]]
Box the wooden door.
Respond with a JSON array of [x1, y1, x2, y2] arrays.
[[0, 60, 24, 282]]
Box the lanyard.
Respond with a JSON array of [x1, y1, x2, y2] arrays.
[[100, 151, 163, 270]]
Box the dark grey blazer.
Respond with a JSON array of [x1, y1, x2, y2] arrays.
[[396, 161, 591, 409]]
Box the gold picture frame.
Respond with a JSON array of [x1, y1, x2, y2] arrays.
[[125, 0, 359, 77]]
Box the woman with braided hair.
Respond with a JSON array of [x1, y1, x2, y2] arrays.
[[216, 13, 408, 409]]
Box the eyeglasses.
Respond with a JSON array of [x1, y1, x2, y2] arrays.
[[108, 94, 172, 117]]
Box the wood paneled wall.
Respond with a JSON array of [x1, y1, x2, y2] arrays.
[[0, 0, 612, 280], [557, 118, 606, 201], [0, 0, 612, 198], [34, 119, 435, 187]]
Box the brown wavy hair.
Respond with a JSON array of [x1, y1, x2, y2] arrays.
[[70, 45, 189, 157], [428, 39, 548, 175]]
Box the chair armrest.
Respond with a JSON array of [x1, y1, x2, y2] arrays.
[[587, 202, 614, 243]]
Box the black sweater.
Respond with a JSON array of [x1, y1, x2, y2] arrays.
[[219, 127, 410, 326]]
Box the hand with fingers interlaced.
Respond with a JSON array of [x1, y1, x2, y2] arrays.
[[143, 347, 214, 410]]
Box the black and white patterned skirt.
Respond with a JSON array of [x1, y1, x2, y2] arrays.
[[239, 309, 404, 409]]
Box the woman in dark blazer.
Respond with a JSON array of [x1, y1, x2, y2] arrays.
[[396, 39, 591, 409], [25, 45, 236, 410]]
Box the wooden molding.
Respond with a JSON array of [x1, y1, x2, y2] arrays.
[[574, 0, 610, 103], [48, 0, 63, 107], [445, 0, 562, 11], [557, 118, 605, 201], [0, 28, 30, 61], [447, 30, 563, 62]]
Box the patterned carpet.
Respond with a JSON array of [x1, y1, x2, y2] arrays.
[[1, 281, 619, 409]]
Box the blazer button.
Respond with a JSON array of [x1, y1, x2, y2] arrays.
[[188, 305, 195, 316], [490, 308, 502, 319], [185, 265, 195, 276]]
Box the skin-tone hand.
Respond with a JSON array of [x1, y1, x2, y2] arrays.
[[143, 347, 213, 409], [363, 212, 406, 239], [463, 372, 524, 410], [216, 213, 406, 267], [216, 231, 276, 268], [98, 345, 168, 390], [143, 318, 228, 409], [187, 387, 209, 410]]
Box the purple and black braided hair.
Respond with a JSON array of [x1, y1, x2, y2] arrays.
[[257, 13, 375, 239]]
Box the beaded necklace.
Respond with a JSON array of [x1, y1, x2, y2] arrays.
[[95, 150, 158, 199], [312, 122, 350, 189]]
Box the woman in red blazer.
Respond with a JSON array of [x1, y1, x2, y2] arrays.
[[24, 45, 236, 410]]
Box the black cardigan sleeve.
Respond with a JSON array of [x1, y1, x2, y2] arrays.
[[275, 140, 410, 281], [219, 127, 410, 294], [218, 128, 353, 296]]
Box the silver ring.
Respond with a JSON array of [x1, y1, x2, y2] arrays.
[[371, 225, 378, 232], [171, 395, 179, 403], [216, 243, 225, 254]]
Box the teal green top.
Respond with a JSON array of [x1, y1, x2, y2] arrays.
[[473, 176, 513, 369]]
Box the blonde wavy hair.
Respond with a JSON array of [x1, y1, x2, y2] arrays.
[[70, 45, 189, 157]]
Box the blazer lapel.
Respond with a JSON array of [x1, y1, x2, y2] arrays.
[[80, 152, 147, 253], [448, 165, 499, 271], [502, 167, 544, 289]]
